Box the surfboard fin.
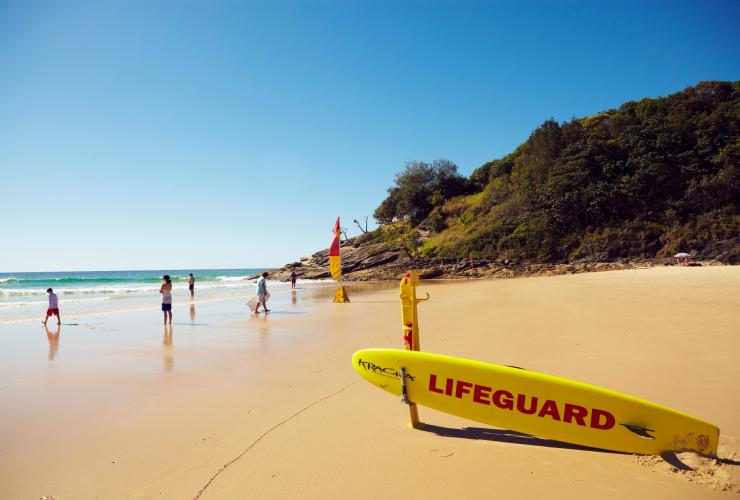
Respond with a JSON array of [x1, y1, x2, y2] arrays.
[[620, 424, 656, 439]]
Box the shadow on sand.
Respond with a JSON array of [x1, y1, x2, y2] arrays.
[[422, 424, 740, 470], [716, 457, 740, 466], [419, 423, 619, 454], [659, 451, 740, 470]]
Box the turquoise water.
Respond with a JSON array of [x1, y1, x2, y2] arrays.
[[0, 269, 263, 295], [0, 269, 268, 322]]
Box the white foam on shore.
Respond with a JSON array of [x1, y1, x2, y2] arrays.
[[0, 296, 118, 308], [0, 279, 311, 323], [0, 279, 326, 325], [0, 282, 261, 297], [0, 288, 262, 324], [216, 275, 252, 282]]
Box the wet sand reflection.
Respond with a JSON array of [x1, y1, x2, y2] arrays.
[[163, 325, 173, 371], [44, 323, 60, 361]]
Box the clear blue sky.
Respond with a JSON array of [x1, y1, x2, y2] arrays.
[[1, 0, 738, 272]]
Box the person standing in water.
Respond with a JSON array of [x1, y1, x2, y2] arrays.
[[290, 271, 297, 289], [255, 272, 270, 313], [160, 275, 173, 325], [42, 288, 61, 325], [188, 273, 195, 298]]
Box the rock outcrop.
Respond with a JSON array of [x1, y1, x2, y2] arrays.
[[261, 236, 719, 283], [266, 237, 409, 281]]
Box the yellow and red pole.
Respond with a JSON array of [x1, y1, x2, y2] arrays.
[[399, 270, 428, 428]]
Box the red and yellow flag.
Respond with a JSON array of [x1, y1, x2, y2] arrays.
[[329, 217, 341, 280]]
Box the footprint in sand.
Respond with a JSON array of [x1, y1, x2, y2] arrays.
[[635, 447, 740, 494]]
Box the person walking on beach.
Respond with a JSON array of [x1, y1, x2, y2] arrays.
[[255, 272, 270, 313], [188, 273, 195, 298], [160, 275, 173, 325], [290, 271, 297, 289], [42, 288, 61, 325]]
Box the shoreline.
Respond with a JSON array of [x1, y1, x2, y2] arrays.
[[0, 278, 344, 325]]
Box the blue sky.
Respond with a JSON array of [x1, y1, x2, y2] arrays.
[[1, 0, 738, 272]]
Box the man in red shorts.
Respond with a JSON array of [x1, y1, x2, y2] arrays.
[[43, 287, 61, 325]]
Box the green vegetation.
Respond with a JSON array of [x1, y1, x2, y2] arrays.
[[373, 81, 740, 263], [373, 159, 473, 225]]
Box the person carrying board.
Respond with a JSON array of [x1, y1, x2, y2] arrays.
[[254, 272, 270, 313]]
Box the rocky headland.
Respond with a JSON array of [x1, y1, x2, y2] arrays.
[[260, 81, 740, 283], [261, 236, 719, 283]]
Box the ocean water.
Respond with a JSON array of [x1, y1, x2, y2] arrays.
[[0, 269, 271, 323]]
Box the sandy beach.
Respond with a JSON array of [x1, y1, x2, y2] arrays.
[[1, 266, 738, 499]]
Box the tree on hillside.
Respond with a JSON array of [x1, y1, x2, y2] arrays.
[[511, 118, 564, 192], [470, 157, 514, 189], [373, 159, 471, 225]]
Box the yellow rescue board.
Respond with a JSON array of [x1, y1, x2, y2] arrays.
[[352, 349, 718, 455]]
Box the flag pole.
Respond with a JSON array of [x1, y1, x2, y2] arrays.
[[332, 217, 349, 303]]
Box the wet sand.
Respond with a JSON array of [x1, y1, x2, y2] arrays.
[[0, 267, 738, 499]]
